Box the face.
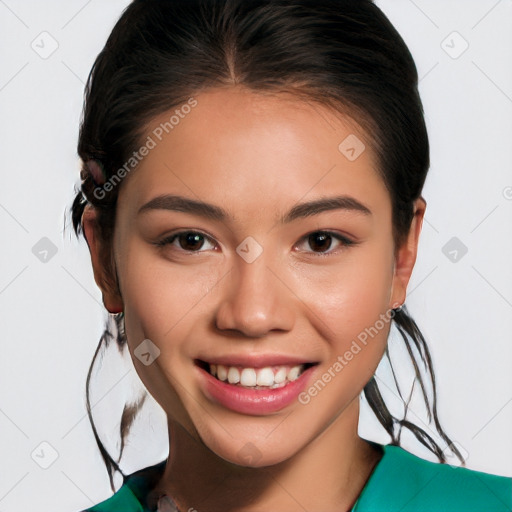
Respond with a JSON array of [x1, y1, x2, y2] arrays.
[[85, 86, 423, 467]]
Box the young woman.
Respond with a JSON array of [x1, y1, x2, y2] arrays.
[[71, 0, 512, 510]]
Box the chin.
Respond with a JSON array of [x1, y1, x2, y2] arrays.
[[192, 417, 311, 469]]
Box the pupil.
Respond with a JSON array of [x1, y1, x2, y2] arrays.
[[180, 233, 203, 250], [309, 232, 331, 252]]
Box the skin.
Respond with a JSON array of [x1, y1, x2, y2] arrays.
[[83, 86, 425, 511]]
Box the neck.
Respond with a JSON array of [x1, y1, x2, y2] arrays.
[[154, 399, 382, 512]]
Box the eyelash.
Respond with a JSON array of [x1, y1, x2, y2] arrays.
[[155, 230, 356, 256]]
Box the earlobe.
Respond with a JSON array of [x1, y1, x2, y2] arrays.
[[389, 198, 426, 309], [82, 205, 124, 314]]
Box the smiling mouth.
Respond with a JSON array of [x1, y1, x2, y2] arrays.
[[196, 360, 316, 390]]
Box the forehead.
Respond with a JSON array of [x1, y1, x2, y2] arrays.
[[119, 86, 389, 221]]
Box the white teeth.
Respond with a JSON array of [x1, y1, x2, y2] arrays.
[[227, 366, 240, 384], [274, 367, 287, 384], [256, 367, 274, 387], [217, 364, 227, 381], [207, 363, 308, 388], [240, 368, 257, 387], [287, 366, 301, 382]]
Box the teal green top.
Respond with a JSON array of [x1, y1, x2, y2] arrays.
[[84, 444, 512, 511]]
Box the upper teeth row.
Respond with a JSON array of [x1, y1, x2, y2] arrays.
[[210, 364, 304, 388]]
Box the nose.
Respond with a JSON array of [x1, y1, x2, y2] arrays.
[[214, 252, 295, 338]]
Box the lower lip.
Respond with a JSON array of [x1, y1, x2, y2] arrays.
[[198, 365, 315, 416]]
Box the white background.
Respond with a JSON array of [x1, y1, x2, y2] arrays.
[[0, 1, 511, 511]]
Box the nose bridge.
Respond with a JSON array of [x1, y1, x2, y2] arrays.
[[215, 246, 294, 337]]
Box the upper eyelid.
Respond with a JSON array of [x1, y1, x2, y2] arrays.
[[299, 229, 354, 242]]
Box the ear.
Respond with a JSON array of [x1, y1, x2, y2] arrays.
[[389, 197, 426, 309], [82, 205, 124, 314]]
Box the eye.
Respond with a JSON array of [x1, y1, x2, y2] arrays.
[[295, 230, 354, 255], [156, 231, 216, 253]]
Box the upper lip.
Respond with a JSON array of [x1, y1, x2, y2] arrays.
[[196, 354, 317, 368]]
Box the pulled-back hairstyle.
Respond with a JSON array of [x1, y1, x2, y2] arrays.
[[71, 0, 465, 491]]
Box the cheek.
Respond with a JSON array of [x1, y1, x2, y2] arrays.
[[295, 241, 395, 345], [117, 241, 219, 428], [293, 245, 395, 417], [118, 239, 224, 351]]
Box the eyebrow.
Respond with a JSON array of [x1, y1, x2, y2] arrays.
[[138, 194, 372, 223]]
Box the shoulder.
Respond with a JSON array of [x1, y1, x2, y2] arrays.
[[81, 460, 167, 512], [354, 444, 512, 512]]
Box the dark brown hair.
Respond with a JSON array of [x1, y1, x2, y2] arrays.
[[71, 0, 465, 490]]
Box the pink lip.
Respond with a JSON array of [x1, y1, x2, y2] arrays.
[[196, 363, 316, 415]]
